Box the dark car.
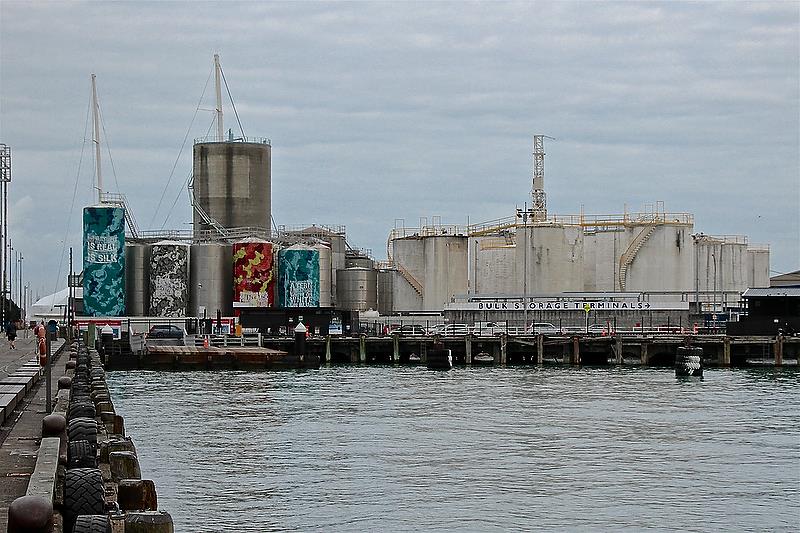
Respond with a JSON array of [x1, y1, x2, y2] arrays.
[[147, 324, 185, 339], [146, 325, 186, 347]]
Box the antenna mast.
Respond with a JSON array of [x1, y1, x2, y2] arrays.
[[214, 54, 224, 142], [92, 74, 103, 203]]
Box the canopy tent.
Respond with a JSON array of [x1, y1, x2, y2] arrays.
[[31, 287, 82, 320]]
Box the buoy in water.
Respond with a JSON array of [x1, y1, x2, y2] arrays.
[[427, 348, 452, 370], [675, 345, 703, 377]]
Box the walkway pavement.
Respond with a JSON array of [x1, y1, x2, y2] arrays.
[[0, 336, 68, 531]]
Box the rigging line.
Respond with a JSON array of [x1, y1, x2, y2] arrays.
[[150, 66, 214, 229], [160, 114, 218, 231], [98, 101, 123, 196], [220, 66, 245, 137], [53, 91, 92, 300], [160, 171, 193, 231]]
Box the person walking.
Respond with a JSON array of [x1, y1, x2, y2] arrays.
[[6, 320, 17, 349]]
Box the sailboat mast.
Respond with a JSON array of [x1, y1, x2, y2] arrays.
[[91, 73, 103, 203], [214, 54, 224, 142]]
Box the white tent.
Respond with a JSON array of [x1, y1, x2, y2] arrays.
[[31, 287, 82, 320]]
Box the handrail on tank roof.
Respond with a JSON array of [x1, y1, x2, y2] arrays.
[[193, 136, 271, 145]]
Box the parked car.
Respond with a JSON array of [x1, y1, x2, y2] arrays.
[[431, 324, 472, 336], [526, 322, 560, 335], [146, 324, 185, 347], [393, 324, 427, 336], [475, 322, 507, 336]]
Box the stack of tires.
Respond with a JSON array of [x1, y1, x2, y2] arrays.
[[63, 344, 111, 533]]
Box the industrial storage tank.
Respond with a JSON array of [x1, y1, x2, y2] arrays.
[[83, 205, 125, 316], [191, 243, 233, 317], [346, 255, 374, 269], [315, 244, 332, 307], [233, 240, 277, 308], [192, 140, 271, 235], [337, 268, 378, 311], [377, 269, 395, 315], [125, 243, 150, 316], [149, 241, 190, 317], [278, 244, 320, 307]]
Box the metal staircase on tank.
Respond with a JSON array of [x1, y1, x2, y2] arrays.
[[101, 192, 140, 239], [395, 262, 424, 296], [187, 174, 230, 238], [618, 225, 657, 291]]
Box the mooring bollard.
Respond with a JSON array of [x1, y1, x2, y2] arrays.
[[7, 495, 54, 533], [676, 345, 703, 377], [109, 450, 142, 482], [118, 479, 158, 511], [294, 321, 307, 362], [41, 414, 66, 438], [124, 511, 175, 533]]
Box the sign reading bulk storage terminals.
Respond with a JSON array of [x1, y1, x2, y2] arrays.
[[446, 300, 690, 311]]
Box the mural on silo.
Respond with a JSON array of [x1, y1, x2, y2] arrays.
[[233, 241, 276, 307], [83, 206, 125, 316], [149, 242, 190, 316], [279, 245, 320, 307]]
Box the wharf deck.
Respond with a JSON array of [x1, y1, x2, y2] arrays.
[[102, 333, 799, 370], [105, 345, 315, 370]]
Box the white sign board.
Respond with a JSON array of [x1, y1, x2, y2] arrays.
[[445, 300, 689, 311]]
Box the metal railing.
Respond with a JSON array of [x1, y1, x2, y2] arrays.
[[193, 136, 271, 145], [187, 333, 262, 348]]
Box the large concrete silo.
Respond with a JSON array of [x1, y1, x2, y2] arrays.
[[192, 140, 271, 235]]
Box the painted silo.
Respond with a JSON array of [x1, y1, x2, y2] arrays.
[[191, 243, 233, 317], [124, 243, 150, 316], [149, 241, 190, 317], [233, 240, 277, 308], [192, 141, 271, 235], [336, 267, 378, 311], [315, 244, 332, 307], [83, 206, 125, 317], [278, 245, 320, 308]]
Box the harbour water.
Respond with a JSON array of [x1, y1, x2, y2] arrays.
[[107, 367, 799, 532]]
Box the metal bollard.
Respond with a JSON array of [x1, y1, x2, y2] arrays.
[[7, 495, 54, 532]]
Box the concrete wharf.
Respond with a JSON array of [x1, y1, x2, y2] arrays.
[[102, 332, 798, 370], [268, 333, 799, 367]]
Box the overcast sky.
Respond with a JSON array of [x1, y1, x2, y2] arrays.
[[1, 1, 798, 301]]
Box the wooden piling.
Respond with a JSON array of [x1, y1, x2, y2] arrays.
[[615, 336, 623, 365], [572, 336, 580, 365], [359, 335, 366, 364], [465, 335, 472, 365], [774, 335, 783, 366], [392, 334, 399, 363], [536, 334, 544, 365], [500, 334, 507, 365], [640, 343, 649, 365], [722, 336, 731, 366]]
